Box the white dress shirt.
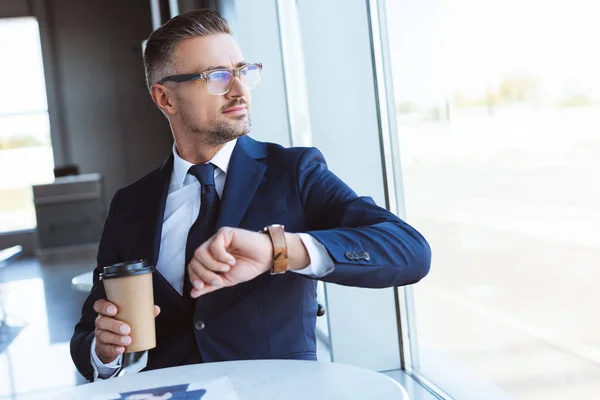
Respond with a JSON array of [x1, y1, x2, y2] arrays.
[[91, 138, 335, 380]]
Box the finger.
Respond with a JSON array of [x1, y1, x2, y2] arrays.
[[188, 258, 223, 287], [96, 342, 125, 360], [96, 315, 131, 335], [188, 268, 205, 293], [188, 265, 223, 299], [93, 299, 117, 316], [96, 329, 131, 347], [194, 245, 231, 273], [191, 283, 219, 298], [154, 305, 161, 317], [209, 231, 236, 266]]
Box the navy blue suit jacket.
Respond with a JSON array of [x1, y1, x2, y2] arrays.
[[71, 135, 431, 381]]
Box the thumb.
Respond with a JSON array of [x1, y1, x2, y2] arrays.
[[215, 227, 236, 250]]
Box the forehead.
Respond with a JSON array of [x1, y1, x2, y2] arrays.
[[173, 33, 245, 73]]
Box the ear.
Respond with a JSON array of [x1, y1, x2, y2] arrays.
[[150, 84, 177, 116]]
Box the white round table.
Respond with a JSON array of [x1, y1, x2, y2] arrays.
[[49, 360, 409, 399], [71, 270, 93, 292]]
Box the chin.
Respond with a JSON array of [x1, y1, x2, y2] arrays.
[[231, 120, 251, 135]]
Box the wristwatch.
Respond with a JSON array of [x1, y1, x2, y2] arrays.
[[259, 224, 289, 274]]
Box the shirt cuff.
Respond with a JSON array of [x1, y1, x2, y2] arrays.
[[292, 233, 335, 278], [91, 336, 122, 380]]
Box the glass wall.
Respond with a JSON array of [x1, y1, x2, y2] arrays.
[[383, 0, 600, 398], [0, 17, 54, 233]]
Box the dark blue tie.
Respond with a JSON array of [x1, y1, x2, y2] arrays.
[[184, 163, 220, 299]]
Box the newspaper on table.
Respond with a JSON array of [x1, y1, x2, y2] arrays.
[[92, 376, 238, 400]]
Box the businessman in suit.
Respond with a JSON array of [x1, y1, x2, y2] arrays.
[[71, 9, 431, 381]]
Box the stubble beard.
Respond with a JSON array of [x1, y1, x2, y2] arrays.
[[181, 108, 251, 147]]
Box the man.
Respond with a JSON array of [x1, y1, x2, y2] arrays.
[[71, 9, 431, 381]]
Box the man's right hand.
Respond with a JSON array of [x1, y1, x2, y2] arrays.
[[93, 299, 161, 364]]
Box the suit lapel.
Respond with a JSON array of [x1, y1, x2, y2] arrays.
[[216, 135, 267, 229]]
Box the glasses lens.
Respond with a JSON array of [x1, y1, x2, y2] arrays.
[[240, 64, 262, 89], [207, 70, 233, 94]]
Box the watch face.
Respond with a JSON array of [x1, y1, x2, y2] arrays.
[[260, 224, 285, 233]]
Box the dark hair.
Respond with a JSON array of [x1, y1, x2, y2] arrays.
[[143, 9, 231, 91]]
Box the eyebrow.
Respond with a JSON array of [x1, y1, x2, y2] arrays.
[[200, 61, 248, 72]]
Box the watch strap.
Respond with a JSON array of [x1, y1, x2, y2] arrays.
[[261, 224, 289, 274]]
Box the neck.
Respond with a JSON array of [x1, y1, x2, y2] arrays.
[[174, 133, 225, 165]]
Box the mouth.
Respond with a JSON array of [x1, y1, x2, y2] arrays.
[[222, 106, 248, 116]]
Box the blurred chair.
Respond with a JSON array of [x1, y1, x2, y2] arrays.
[[317, 303, 326, 317], [53, 164, 80, 178]]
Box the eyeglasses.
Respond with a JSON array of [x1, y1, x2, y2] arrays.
[[157, 63, 263, 95]]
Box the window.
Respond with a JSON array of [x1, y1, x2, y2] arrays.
[[0, 17, 54, 233], [382, 0, 600, 398]]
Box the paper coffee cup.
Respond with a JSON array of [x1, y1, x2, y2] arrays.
[[100, 260, 156, 353]]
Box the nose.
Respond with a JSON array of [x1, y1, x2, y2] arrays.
[[225, 75, 246, 99]]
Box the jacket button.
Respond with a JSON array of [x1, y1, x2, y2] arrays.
[[194, 320, 206, 331], [345, 251, 355, 260]]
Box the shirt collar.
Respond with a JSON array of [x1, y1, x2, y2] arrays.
[[172, 138, 238, 189]]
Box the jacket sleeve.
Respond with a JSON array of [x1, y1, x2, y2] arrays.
[[70, 189, 123, 381], [298, 148, 431, 288]]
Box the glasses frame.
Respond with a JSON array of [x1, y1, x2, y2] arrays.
[[157, 62, 263, 95]]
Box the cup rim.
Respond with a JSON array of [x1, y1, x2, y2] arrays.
[[99, 259, 154, 280]]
